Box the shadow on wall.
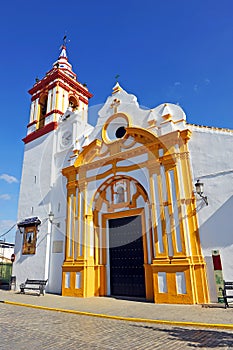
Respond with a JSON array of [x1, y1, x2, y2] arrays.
[[199, 195, 233, 300], [199, 194, 233, 249]]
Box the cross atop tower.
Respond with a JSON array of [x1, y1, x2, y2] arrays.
[[63, 35, 67, 46], [59, 35, 70, 59]]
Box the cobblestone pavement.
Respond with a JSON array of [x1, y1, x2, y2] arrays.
[[1, 303, 233, 350], [1, 290, 233, 327]]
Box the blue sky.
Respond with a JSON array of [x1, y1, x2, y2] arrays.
[[1, 0, 233, 242]]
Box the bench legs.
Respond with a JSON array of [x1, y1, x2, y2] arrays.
[[20, 284, 25, 294], [223, 297, 229, 308], [39, 286, 45, 296], [19, 286, 45, 296]]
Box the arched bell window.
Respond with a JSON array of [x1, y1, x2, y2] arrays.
[[38, 94, 48, 129], [68, 96, 78, 111]]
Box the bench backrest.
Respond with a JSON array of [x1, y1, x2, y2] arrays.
[[25, 279, 48, 285], [224, 281, 233, 290]]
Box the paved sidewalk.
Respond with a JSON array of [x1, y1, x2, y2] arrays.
[[0, 289, 233, 329]]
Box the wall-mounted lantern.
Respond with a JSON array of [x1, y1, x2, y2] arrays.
[[48, 211, 60, 227], [195, 179, 208, 206], [48, 211, 55, 224]]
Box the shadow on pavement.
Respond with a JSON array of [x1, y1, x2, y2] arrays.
[[131, 324, 233, 348], [107, 295, 152, 303]]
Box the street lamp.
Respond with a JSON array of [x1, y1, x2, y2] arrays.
[[195, 179, 208, 206], [48, 211, 54, 224]]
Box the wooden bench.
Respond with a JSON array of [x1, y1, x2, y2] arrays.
[[20, 279, 47, 296], [222, 281, 233, 308]]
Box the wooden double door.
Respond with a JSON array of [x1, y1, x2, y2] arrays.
[[109, 215, 145, 297]]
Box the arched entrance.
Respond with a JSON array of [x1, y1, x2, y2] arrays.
[[109, 214, 145, 297], [93, 176, 153, 299]]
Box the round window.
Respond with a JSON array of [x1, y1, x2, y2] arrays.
[[102, 113, 129, 143], [115, 126, 126, 138]]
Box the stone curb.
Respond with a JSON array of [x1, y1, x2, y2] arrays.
[[2, 300, 233, 330]]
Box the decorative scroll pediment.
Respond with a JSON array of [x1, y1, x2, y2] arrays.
[[73, 127, 160, 169], [74, 139, 102, 167], [70, 126, 192, 177]]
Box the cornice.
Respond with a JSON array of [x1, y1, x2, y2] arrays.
[[29, 69, 93, 100], [23, 121, 58, 144]]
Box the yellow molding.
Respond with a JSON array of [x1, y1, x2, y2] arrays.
[[162, 113, 172, 121], [74, 139, 102, 167], [180, 129, 192, 144]]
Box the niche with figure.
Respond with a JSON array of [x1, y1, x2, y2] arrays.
[[22, 226, 38, 255]]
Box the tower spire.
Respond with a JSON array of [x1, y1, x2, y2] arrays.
[[53, 36, 72, 72], [59, 45, 68, 59], [59, 35, 68, 59]]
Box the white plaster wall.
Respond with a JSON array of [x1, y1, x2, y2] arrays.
[[47, 165, 67, 294], [14, 123, 74, 293], [13, 133, 55, 290], [46, 112, 93, 293], [189, 127, 233, 301]]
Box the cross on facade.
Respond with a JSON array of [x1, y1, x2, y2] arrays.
[[110, 98, 121, 113]]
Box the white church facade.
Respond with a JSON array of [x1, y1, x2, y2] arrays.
[[13, 44, 233, 304]]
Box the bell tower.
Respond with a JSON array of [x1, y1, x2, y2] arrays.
[[13, 41, 93, 294], [23, 43, 92, 144]]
